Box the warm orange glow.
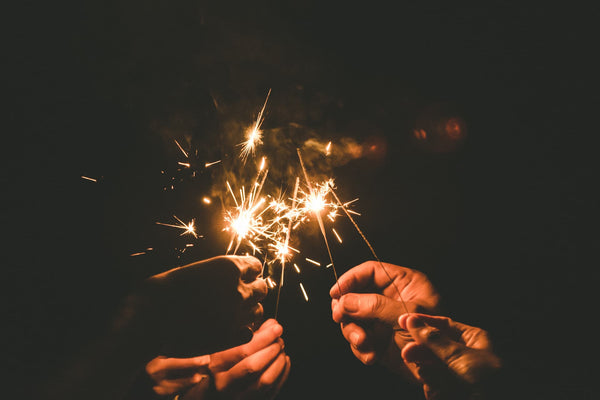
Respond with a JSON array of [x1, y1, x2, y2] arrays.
[[414, 129, 427, 139], [445, 118, 464, 139]]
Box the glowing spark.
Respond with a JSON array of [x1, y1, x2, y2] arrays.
[[156, 215, 198, 238], [326, 263, 333, 268], [326, 141, 332, 155], [299, 283, 309, 302], [239, 89, 271, 161], [205, 160, 222, 168], [266, 276, 277, 289], [305, 258, 321, 266], [174, 139, 188, 158], [297, 148, 341, 290], [293, 263, 300, 273], [259, 156, 266, 171], [224, 169, 274, 255], [332, 228, 343, 243], [177, 162, 191, 168], [130, 252, 145, 257], [202, 197, 212, 204], [81, 176, 97, 182]]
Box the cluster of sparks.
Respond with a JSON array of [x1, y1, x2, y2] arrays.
[[85, 88, 410, 315], [146, 90, 367, 308]]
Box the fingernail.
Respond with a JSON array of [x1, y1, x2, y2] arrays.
[[343, 294, 359, 312], [349, 332, 360, 346]]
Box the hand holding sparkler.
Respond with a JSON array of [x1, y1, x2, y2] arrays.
[[41, 256, 268, 400], [398, 313, 502, 400], [140, 255, 268, 357], [146, 319, 290, 400], [330, 261, 440, 371]]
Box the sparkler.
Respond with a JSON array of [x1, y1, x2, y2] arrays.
[[296, 148, 342, 294], [156, 215, 199, 238], [239, 89, 271, 162], [148, 91, 374, 317], [328, 183, 410, 315], [274, 177, 300, 318]]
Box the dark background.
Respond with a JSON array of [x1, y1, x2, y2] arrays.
[[6, 1, 595, 399]]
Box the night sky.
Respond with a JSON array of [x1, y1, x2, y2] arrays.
[[7, 1, 595, 399]]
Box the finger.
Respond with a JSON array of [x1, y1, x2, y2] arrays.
[[399, 313, 487, 348], [237, 303, 265, 333], [241, 354, 291, 400], [258, 318, 278, 330], [330, 261, 416, 299], [334, 293, 406, 326], [146, 355, 210, 375], [215, 341, 283, 392], [330, 261, 378, 299], [402, 340, 461, 389], [152, 373, 206, 396], [244, 277, 269, 302], [210, 321, 283, 372], [350, 344, 377, 365], [266, 355, 291, 400], [254, 351, 288, 391], [228, 255, 263, 282], [339, 321, 371, 352], [404, 315, 467, 368]]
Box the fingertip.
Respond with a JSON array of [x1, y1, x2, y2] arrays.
[[329, 284, 339, 299], [271, 323, 283, 337], [398, 313, 410, 330], [362, 352, 376, 365]]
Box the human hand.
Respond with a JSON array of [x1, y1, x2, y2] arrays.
[[330, 261, 440, 369], [122, 255, 268, 357], [399, 313, 502, 400], [182, 319, 290, 400], [146, 354, 211, 396]]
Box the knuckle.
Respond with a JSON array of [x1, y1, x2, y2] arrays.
[[370, 294, 386, 313]]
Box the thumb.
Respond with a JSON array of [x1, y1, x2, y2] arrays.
[[335, 293, 406, 326], [405, 315, 466, 370]]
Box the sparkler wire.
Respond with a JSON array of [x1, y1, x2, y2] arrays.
[[274, 177, 300, 319], [328, 183, 410, 315], [296, 148, 342, 295]]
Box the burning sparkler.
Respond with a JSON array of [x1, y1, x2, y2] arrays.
[[156, 215, 199, 238], [239, 89, 271, 162]]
